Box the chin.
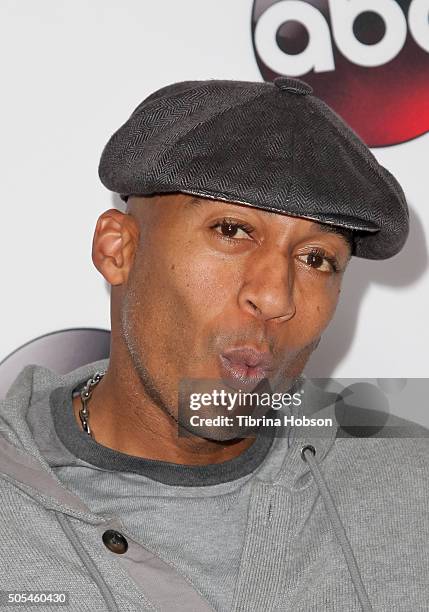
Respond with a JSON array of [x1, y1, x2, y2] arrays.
[[177, 418, 255, 443]]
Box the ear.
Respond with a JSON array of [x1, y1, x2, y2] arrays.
[[92, 209, 139, 286]]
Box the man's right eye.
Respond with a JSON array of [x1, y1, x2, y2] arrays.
[[211, 218, 254, 241]]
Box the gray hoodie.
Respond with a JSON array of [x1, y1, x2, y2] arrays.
[[0, 360, 428, 612]]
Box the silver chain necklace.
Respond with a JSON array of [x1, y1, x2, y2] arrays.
[[79, 371, 106, 437]]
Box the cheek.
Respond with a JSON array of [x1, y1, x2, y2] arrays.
[[168, 254, 239, 323], [293, 277, 342, 336], [127, 248, 239, 343], [314, 296, 339, 329], [315, 281, 342, 324]]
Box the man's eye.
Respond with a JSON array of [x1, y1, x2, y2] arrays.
[[211, 219, 253, 240], [297, 250, 338, 272]]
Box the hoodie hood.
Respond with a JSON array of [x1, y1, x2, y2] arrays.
[[0, 359, 111, 520]]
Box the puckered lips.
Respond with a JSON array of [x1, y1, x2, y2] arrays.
[[218, 346, 274, 391]]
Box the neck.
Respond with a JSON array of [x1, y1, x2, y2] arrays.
[[72, 358, 255, 465]]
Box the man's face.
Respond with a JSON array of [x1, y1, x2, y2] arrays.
[[119, 193, 351, 435]]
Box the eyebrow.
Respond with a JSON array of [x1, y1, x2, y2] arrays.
[[184, 196, 204, 207], [187, 197, 348, 229], [316, 221, 352, 236], [315, 222, 355, 253], [317, 221, 344, 232], [184, 197, 354, 250]]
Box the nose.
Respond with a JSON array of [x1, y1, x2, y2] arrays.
[[238, 251, 296, 323]]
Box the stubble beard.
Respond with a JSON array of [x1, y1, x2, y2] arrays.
[[120, 284, 320, 441], [120, 285, 181, 426]]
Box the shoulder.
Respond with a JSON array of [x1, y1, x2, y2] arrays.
[[336, 406, 429, 440], [330, 411, 429, 499]]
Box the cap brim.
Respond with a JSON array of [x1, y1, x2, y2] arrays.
[[120, 189, 380, 234], [290, 212, 380, 233], [176, 189, 381, 233]]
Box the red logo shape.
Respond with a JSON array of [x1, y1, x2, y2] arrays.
[[252, 0, 429, 147]]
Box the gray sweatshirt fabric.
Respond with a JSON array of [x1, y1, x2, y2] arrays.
[[0, 359, 428, 612], [29, 380, 280, 612]]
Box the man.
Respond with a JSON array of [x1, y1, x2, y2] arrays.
[[0, 77, 427, 612]]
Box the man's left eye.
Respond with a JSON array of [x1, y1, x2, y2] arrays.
[[297, 251, 336, 272]]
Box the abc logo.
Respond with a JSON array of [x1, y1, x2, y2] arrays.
[[252, 0, 429, 146]]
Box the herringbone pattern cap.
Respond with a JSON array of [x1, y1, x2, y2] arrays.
[[99, 77, 409, 259]]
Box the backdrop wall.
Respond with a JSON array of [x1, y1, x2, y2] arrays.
[[0, 0, 427, 378]]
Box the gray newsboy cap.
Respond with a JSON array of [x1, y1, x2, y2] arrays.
[[99, 77, 409, 259]]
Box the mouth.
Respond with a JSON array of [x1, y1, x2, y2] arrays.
[[218, 347, 274, 390]]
